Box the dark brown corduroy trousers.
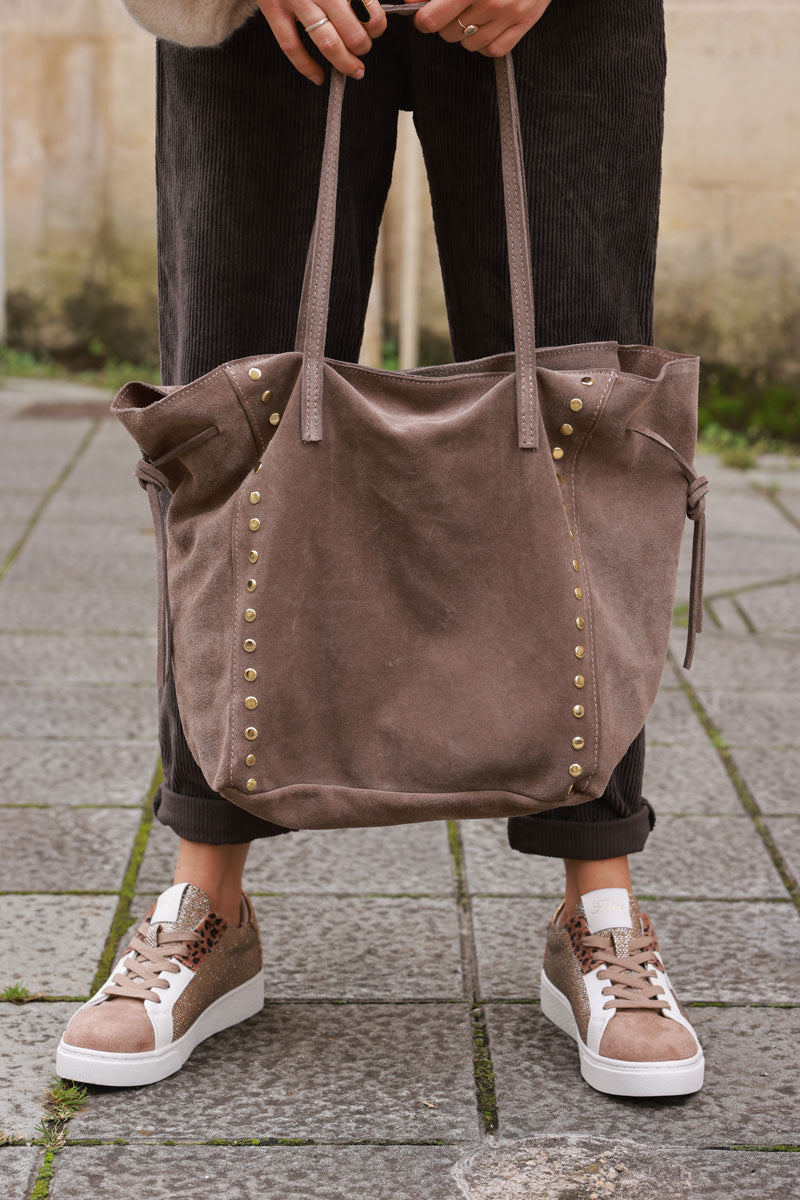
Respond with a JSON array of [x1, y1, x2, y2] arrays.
[[153, 0, 667, 857]]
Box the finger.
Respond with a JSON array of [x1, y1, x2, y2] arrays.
[[295, 3, 368, 75], [479, 20, 530, 56], [437, 14, 499, 45], [413, 0, 472, 34], [319, 0, 376, 53], [357, 0, 389, 36], [261, 5, 327, 82]]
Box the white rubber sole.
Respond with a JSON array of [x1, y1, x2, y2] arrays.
[[55, 971, 264, 1088], [539, 969, 704, 1098]]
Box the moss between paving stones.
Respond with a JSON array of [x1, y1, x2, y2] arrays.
[[89, 761, 161, 995]]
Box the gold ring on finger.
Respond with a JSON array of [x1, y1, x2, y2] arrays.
[[457, 16, 480, 37]]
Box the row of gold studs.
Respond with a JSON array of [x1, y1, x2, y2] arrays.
[[555, 376, 593, 785], [241, 366, 283, 793]]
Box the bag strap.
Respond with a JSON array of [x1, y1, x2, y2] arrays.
[[294, 3, 539, 450]]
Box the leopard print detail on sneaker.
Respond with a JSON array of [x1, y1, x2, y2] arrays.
[[175, 913, 228, 970]]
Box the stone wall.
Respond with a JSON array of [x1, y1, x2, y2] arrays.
[[1, 1, 798, 374]]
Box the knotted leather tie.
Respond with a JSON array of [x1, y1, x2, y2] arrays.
[[629, 425, 708, 670]]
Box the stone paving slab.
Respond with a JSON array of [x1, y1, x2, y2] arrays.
[[0, 741, 155, 806], [0, 1003, 73, 1139], [696, 689, 800, 747], [0, 634, 157, 686], [0, 586, 155, 636], [764, 817, 800, 881], [642, 743, 741, 813], [645, 688, 711, 745], [456, 1138, 800, 1199], [123, 893, 464, 1001], [681, 532, 800, 581], [0, 895, 116, 995], [728, 747, 800, 815], [460, 815, 787, 898], [0, 519, 29, 563], [471, 898, 800, 1003], [671, 631, 800, 692], [0, 685, 157, 740], [0, 421, 92, 494], [138, 818, 456, 896], [737, 581, 800, 636], [70, 1004, 479, 1143], [459, 820, 564, 896], [702, 489, 800, 539], [0, 807, 141, 892], [9, 525, 156, 593], [0, 1147, 40, 1200], [485, 1005, 800, 1145], [50, 1145, 466, 1200]]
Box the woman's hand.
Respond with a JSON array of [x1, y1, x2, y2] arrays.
[[410, 0, 552, 56], [257, 0, 388, 83]]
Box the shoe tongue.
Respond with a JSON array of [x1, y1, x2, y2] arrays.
[[145, 882, 211, 942], [578, 887, 641, 957]]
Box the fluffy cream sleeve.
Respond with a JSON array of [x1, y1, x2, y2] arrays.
[[121, 0, 261, 47]]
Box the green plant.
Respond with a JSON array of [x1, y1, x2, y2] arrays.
[[699, 364, 800, 445], [1, 982, 38, 1003]]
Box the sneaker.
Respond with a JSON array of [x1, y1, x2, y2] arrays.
[[56, 882, 264, 1087], [539, 886, 704, 1097]]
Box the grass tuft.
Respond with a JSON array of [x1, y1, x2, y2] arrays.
[[1, 983, 43, 1003]]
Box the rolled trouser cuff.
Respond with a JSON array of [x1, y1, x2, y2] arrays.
[[153, 783, 293, 844], [507, 798, 656, 860]]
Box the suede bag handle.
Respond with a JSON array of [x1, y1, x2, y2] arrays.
[[295, 3, 539, 449]]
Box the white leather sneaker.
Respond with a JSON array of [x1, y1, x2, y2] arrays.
[[56, 882, 264, 1087], [540, 886, 704, 1097]]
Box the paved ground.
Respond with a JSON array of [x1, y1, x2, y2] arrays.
[[0, 375, 798, 1199]]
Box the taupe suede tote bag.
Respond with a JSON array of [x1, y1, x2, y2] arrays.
[[112, 38, 708, 831]]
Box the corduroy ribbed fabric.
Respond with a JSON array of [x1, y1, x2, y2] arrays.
[[152, 0, 667, 856]]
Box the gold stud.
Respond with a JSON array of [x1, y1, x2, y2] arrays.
[[246, 777, 258, 791], [572, 559, 580, 572], [581, 376, 593, 385], [569, 763, 583, 778], [574, 675, 585, 688], [552, 447, 564, 461], [244, 727, 258, 741], [254, 461, 262, 473], [249, 550, 259, 564], [560, 423, 574, 436], [244, 668, 257, 682], [249, 518, 261, 532], [573, 704, 585, 717], [249, 491, 261, 505], [269, 412, 280, 426], [261, 389, 272, 403], [245, 753, 256, 767], [576, 616, 585, 630], [245, 608, 256, 622], [249, 367, 262, 381], [574, 586, 583, 599], [575, 645, 585, 659], [246, 579, 257, 592], [570, 398, 583, 412], [244, 696, 258, 710], [244, 638, 256, 652], [572, 736, 585, 750]]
